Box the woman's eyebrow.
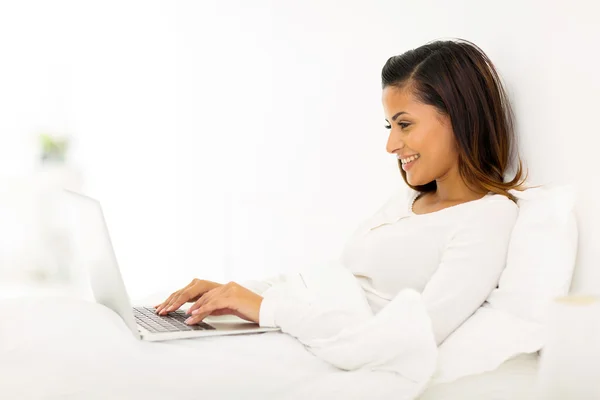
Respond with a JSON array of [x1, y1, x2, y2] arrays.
[[391, 111, 409, 121]]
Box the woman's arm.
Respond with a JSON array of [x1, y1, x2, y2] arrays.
[[257, 261, 438, 384], [420, 198, 519, 345], [257, 198, 517, 375], [240, 273, 292, 296]]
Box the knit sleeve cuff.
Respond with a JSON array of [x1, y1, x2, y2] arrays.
[[258, 288, 279, 328]]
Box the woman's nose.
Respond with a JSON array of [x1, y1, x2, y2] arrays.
[[386, 134, 404, 154]]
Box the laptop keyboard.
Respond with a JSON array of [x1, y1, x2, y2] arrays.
[[133, 306, 215, 333]]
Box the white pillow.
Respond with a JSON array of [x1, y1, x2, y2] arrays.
[[432, 183, 578, 384], [487, 183, 578, 323]]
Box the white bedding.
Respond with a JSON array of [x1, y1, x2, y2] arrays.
[[420, 352, 539, 399], [0, 297, 429, 399], [0, 296, 539, 400]]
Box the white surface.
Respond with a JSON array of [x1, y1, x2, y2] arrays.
[[0, 167, 82, 283], [433, 306, 543, 384], [0, 281, 83, 300], [535, 296, 600, 399], [0, 294, 539, 400], [0, 297, 428, 400], [420, 353, 539, 400]]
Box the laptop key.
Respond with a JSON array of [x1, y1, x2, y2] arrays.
[[133, 307, 215, 332]]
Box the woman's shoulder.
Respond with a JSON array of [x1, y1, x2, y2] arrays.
[[467, 192, 519, 221], [481, 192, 519, 209]]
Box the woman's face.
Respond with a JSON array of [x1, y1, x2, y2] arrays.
[[382, 86, 459, 187]]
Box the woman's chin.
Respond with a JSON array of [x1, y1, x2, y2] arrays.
[[407, 174, 419, 186], [407, 175, 427, 187]]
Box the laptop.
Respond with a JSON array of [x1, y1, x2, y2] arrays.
[[63, 189, 280, 341]]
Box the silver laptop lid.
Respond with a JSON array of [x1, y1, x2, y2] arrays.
[[63, 189, 140, 339]]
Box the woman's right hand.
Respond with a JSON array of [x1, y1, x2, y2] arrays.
[[154, 279, 222, 315]]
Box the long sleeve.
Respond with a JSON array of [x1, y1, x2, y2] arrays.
[[258, 260, 438, 387], [241, 273, 293, 296], [421, 198, 519, 345], [257, 196, 517, 386]]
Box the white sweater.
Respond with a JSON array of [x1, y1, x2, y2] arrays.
[[243, 188, 518, 381]]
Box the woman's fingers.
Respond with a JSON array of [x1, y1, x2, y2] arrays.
[[155, 292, 178, 314], [185, 297, 228, 325], [159, 293, 182, 315], [186, 285, 224, 315], [154, 293, 175, 310], [183, 282, 261, 324], [156, 280, 199, 314], [164, 289, 196, 314], [208, 308, 235, 316], [154, 280, 223, 315]]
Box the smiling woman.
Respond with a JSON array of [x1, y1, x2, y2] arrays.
[[153, 40, 529, 347], [381, 39, 527, 205]]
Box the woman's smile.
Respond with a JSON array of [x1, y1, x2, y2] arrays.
[[398, 153, 420, 171]]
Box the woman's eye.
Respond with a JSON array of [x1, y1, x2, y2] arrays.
[[385, 122, 410, 130]]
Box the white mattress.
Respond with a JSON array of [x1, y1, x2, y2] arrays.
[[419, 352, 539, 400], [0, 296, 539, 399]]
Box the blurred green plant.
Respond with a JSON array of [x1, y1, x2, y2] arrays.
[[39, 133, 69, 163]]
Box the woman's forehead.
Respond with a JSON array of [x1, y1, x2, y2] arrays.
[[382, 87, 422, 115]]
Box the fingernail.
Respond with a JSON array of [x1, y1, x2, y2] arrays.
[[191, 309, 200, 315], [167, 306, 174, 311], [184, 317, 192, 324]]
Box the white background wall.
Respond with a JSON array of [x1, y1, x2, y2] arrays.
[[0, 0, 598, 299]]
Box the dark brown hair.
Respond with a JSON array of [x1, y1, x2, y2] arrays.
[[381, 38, 528, 201]]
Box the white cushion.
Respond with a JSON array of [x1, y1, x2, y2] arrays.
[[431, 306, 544, 384], [432, 184, 578, 384], [487, 184, 578, 323]]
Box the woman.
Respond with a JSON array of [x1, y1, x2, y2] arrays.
[[155, 38, 527, 347]]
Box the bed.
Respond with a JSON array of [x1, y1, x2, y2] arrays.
[[419, 353, 539, 399], [0, 295, 540, 400], [0, 182, 580, 399]]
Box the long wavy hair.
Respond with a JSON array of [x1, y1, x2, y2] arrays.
[[381, 39, 528, 201]]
